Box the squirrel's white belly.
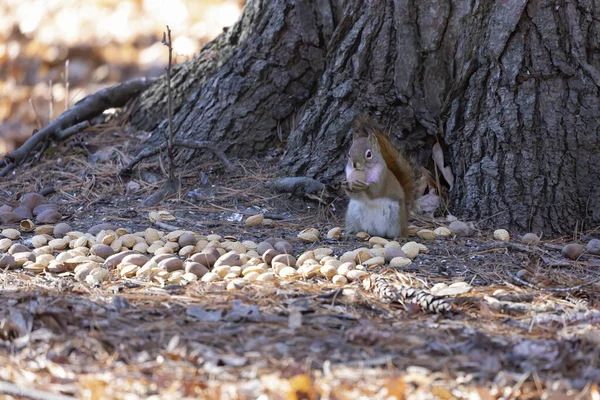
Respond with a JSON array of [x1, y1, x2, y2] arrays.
[[346, 196, 400, 239]]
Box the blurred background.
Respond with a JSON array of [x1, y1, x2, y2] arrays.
[[0, 0, 246, 154]]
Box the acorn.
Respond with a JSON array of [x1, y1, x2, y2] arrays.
[[19, 193, 45, 211], [562, 244, 585, 260], [245, 214, 264, 227], [12, 206, 33, 219], [36, 210, 62, 224], [520, 233, 539, 245]]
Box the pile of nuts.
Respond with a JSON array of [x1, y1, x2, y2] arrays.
[[0, 222, 430, 291]]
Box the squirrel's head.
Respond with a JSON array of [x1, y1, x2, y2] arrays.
[[346, 116, 384, 183]]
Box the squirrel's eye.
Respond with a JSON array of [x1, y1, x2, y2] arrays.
[[365, 150, 372, 159]]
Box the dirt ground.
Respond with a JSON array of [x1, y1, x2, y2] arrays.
[[0, 123, 599, 400]]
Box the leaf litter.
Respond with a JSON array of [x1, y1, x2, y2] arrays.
[[0, 4, 599, 394], [0, 130, 599, 399]]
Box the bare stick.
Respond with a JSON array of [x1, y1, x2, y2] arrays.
[[2, 77, 156, 172], [161, 26, 176, 181], [509, 270, 600, 292], [154, 221, 181, 231], [0, 164, 16, 177], [120, 139, 234, 174], [49, 79, 54, 121], [65, 59, 70, 110], [54, 121, 91, 141], [265, 177, 325, 195], [172, 139, 234, 170], [465, 241, 549, 256], [28, 98, 42, 130]]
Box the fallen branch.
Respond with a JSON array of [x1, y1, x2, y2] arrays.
[[120, 139, 235, 174], [1, 77, 156, 175]]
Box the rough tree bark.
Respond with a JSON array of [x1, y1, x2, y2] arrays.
[[130, 0, 600, 235]]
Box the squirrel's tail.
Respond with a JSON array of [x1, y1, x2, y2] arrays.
[[354, 115, 419, 207]]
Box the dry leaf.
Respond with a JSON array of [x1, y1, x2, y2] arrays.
[[432, 142, 454, 190], [382, 377, 407, 400]]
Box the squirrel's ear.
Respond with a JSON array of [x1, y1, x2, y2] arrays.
[[352, 114, 371, 140], [368, 131, 380, 150]]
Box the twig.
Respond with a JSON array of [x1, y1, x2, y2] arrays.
[[509, 270, 600, 292], [120, 139, 234, 174], [265, 177, 326, 195], [173, 139, 234, 171], [0, 380, 75, 400], [484, 296, 557, 315], [0, 164, 16, 177], [154, 221, 181, 231], [28, 99, 42, 130], [54, 121, 91, 141], [465, 241, 548, 255], [33, 136, 51, 163], [64, 59, 70, 110], [2, 77, 156, 174], [543, 243, 564, 251], [161, 25, 176, 181], [48, 79, 54, 121]]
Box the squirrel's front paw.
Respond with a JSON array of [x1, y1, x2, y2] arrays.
[[343, 180, 368, 193]]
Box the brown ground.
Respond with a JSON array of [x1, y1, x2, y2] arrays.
[[1, 122, 600, 400]]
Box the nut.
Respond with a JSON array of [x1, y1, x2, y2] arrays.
[[562, 243, 585, 260], [319, 265, 337, 278], [416, 229, 436, 240], [389, 257, 412, 267], [520, 233, 539, 246], [278, 266, 298, 278], [245, 214, 264, 227], [201, 272, 221, 282], [433, 227, 452, 237], [346, 270, 368, 282], [19, 219, 35, 232], [363, 256, 385, 267], [272, 254, 296, 267], [369, 236, 389, 247], [53, 223, 72, 238], [493, 229, 510, 242], [327, 227, 342, 240], [1, 229, 20, 240], [297, 228, 320, 242], [356, 231, 370, 241]]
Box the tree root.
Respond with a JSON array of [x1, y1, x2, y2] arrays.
[[120, 139, 235, 174], [1, 77, 156, 177]]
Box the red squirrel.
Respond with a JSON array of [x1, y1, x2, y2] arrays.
[[343, 116, 418, 239]]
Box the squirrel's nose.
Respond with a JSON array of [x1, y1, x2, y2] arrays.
[[353, 162, 363, 170]]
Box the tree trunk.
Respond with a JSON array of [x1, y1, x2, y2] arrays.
[[131, 0, 600, 235]]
